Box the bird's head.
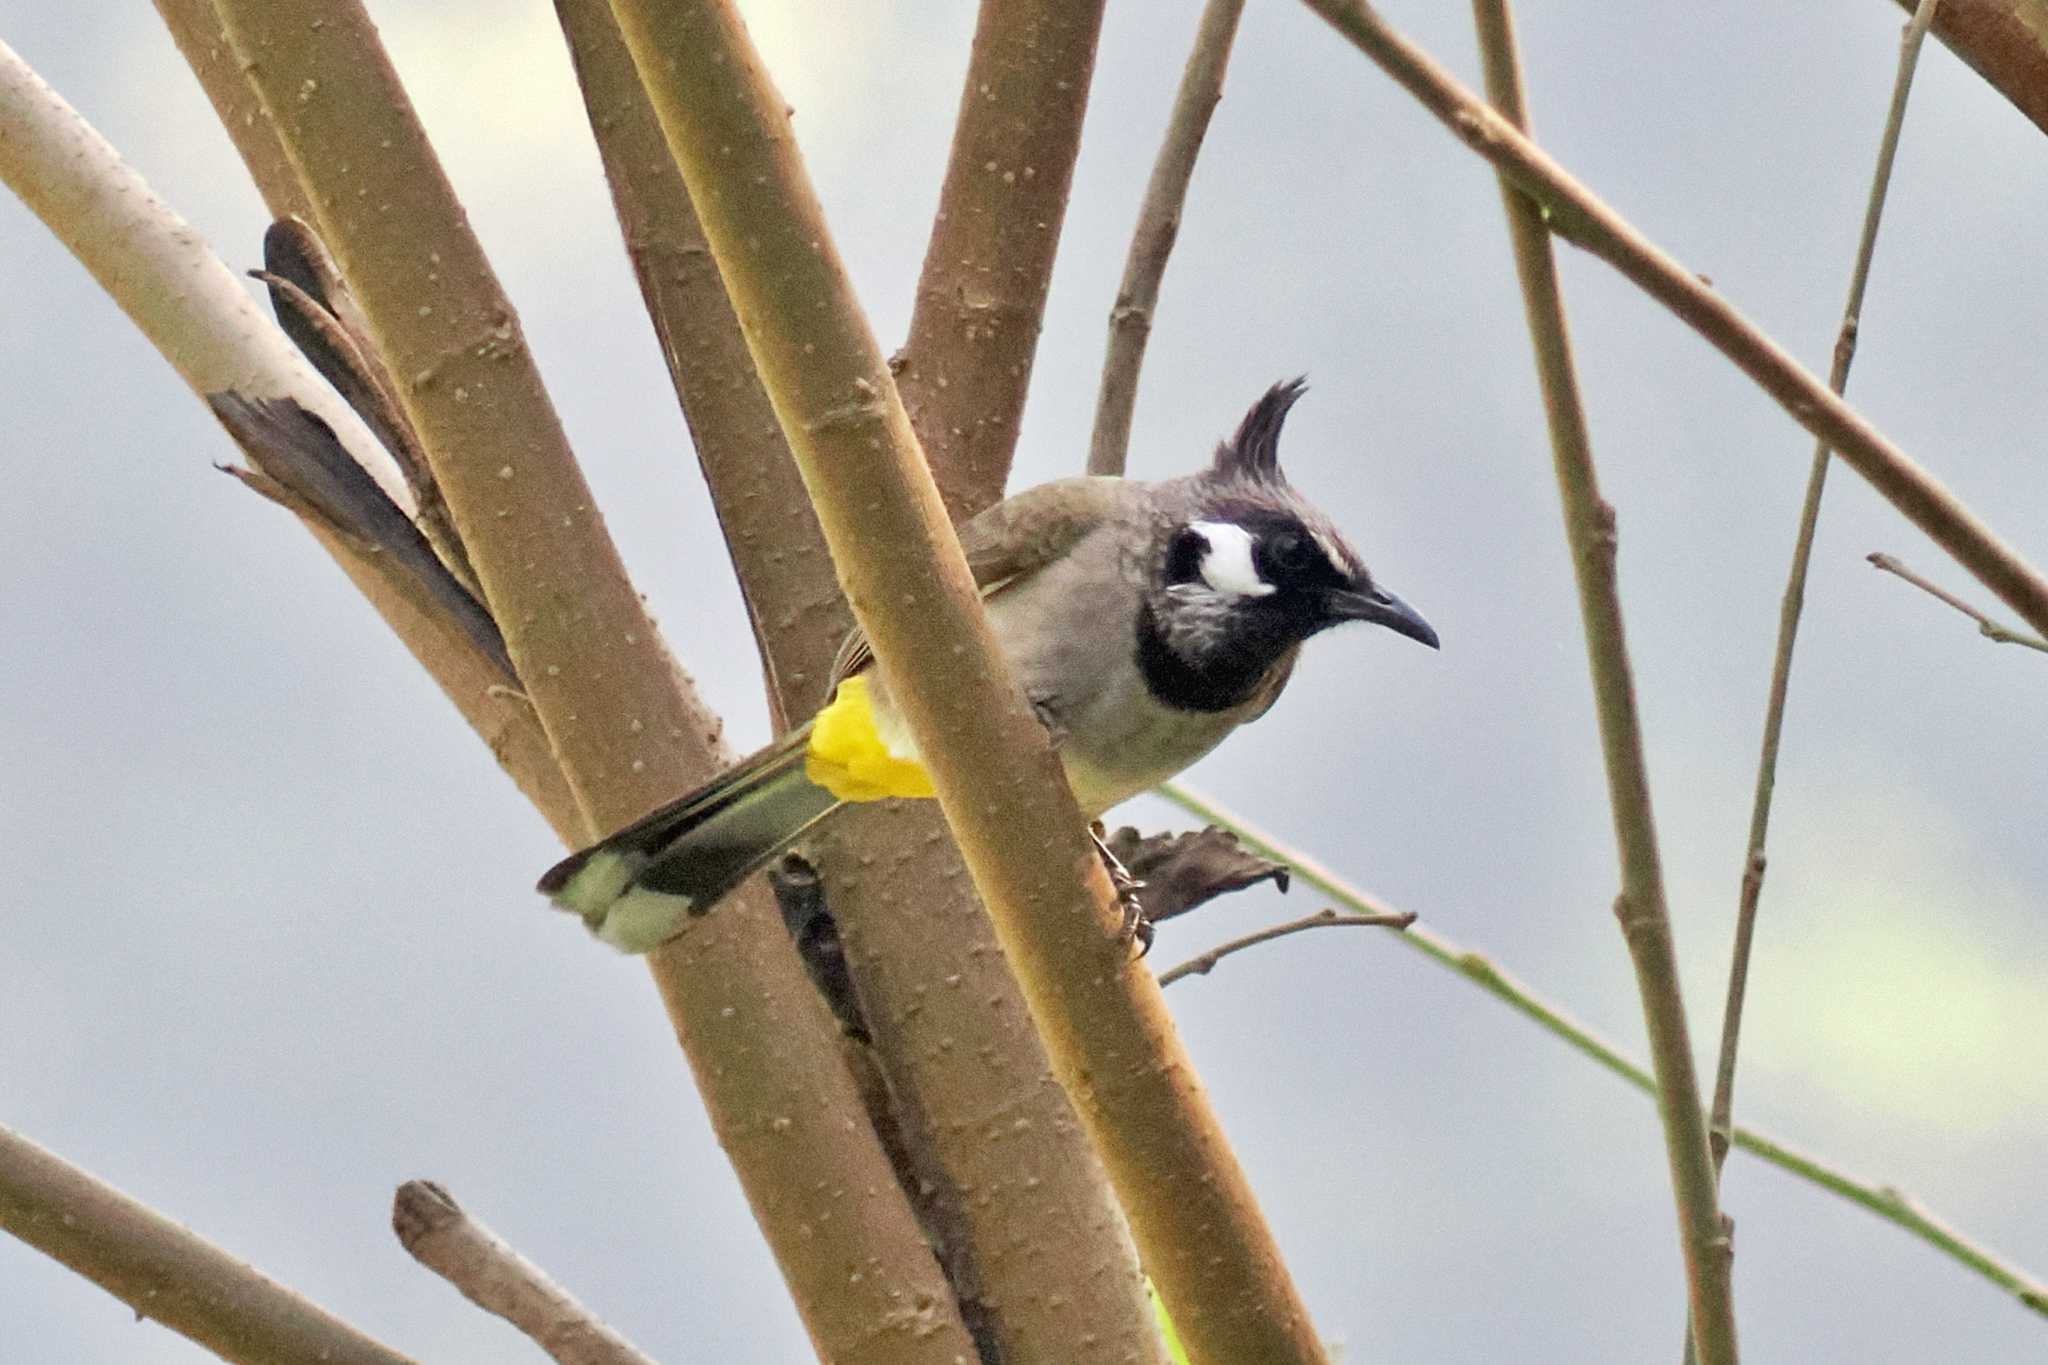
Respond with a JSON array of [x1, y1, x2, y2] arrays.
[[1139, 380, 1437, 710]]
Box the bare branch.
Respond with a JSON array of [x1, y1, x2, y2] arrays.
[[0, 1123, 413, 1365], [1302, 0, 2048, 644], [608, 0, 1328, 1357], [392, 1182, 658, 1365], [1087, 0, 1247, 477], [1160, 781, 2048, 1320], [1468, 5, 1735, 1358], [153, 0, 317, 223], [1869, 552, 2048, 652], [1157, 908, 1416, 987], [1695, 12, 1945, 1360], [896, 0, 1110, 517]]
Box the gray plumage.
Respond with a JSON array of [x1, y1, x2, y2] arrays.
[[540, 380, 1437, 952]]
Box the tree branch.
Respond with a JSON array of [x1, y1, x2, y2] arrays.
[[153, 0, 317, 223], [607, 1, 1328, 1358], [391, 1181, 657, 1365], [1159, 782, 2048, 1320], [1868, 552, 2048, 652], [1302, 0, 2048, 645], [1156, 908, 1415, 987], [1087, 0, 1247, 477], [199, 8, 980, 1360], [895, 0, 1110, 517], [553, 5, 1157, 1359], [1468, 6, 1736, 1358], [0, 1123, 414, 1365], [1889, 0, 2048, 138]]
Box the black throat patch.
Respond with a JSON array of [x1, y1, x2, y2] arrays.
[[1134, 600, 1279, 714]]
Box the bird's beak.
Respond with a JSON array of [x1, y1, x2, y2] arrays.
[[1330, 582, 1439, 649]]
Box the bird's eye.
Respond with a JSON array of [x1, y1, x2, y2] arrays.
[[1266, 530, 1315, 573]]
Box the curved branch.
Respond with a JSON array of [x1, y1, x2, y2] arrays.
[[1157, 908, 1415, 987]]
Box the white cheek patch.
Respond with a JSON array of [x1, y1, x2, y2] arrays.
[[1190, 521, 1275, 598]]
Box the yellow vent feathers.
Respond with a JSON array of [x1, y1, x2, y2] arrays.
[[804, 675, 936, 802]]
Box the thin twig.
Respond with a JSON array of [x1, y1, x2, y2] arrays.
[[1299, 0, 2048, 644], [1157, 908, 1416, 986], [1087, 0, 1248, 477], [0, 1123, 415, 1365], [1869, 552, 2048, 653], [392, 1182, 658, 1365], [1695, 10, 1944, 1360], [1468, 5, 1735, 1359], [1157, 783, 2048, 1320]]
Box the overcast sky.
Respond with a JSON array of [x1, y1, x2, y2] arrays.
[[4, 1, 2046, 1361]]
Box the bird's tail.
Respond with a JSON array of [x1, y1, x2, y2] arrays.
[[538, 726, 840, 952]]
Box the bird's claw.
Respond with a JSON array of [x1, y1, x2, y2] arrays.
[[1091, 823, 1154, 958]]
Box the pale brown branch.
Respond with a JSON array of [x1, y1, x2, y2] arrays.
[[1889, 0, 2048, 137], [552, 0, 846, 727], [1469, 4, 1736, 1360], [0, 1123, 414, 1365], [1303, 0, 2048, 645], [553, 6, 1151, 1358], [153, 0, 317, 223], [1869, 552, 2048, 652], [608, 0, 1327, 1358], [1088, 0, 1247, 477], [204, 7, 980, 1360], [392, 1182, 658, 1365], [895, 0, 1110, 518], [1156, 908, 1416, 987]]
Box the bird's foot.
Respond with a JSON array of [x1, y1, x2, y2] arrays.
[[1090, 822, 1154, 957]]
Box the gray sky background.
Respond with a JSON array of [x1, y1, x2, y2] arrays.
[[4, 1, 2046, 1360]]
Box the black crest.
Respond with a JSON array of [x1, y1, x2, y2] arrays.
[[1211, 378, 1307, 484]]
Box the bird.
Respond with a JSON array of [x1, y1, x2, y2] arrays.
[[539, 379, 1438, 952]]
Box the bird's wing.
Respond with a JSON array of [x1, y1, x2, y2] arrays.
[[827, 476, 1132, 687]]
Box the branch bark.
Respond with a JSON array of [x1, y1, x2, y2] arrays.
[[153, 0, 317, 223], [1470, 4, 1736, 1359], [1889, 0, 2048, 137], [392, 1181, 658, 1365], [606, 0, 1328, 1358], [552, 0, 846, 727], [895, 0, 1109, 518], [199, 7, 979, 1361], [0, 1123, 414, 1365], [1303, 0, 2048, 645], [1087, 0, 1247, 477]]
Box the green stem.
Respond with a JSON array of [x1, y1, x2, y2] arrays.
[[1159, 783, 2048, 1321]]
